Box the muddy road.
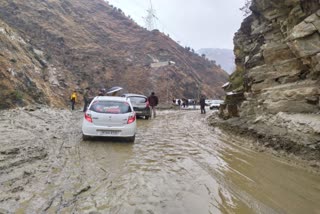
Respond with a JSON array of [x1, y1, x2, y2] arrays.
[[0, 108, 319, 214]]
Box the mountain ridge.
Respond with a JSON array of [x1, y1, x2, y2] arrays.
[[197, 48, 235, 74], [0, 0, 228, 109]]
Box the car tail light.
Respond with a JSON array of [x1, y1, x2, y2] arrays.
[[146, 100, 150, 108], [127, 113, 136, 124], [84, 112, 93, 123]]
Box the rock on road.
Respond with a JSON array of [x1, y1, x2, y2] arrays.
[[0, 108, 319, 214]]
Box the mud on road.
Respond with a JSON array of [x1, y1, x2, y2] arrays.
[[0, 108, 319, 214]]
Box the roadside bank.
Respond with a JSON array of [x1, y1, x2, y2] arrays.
[[207, 112, 320, 171]]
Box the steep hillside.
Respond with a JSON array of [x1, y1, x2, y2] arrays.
[[0, 0, 228, 109], [197, 48, 235, 74], [223, 0, 320, 159]]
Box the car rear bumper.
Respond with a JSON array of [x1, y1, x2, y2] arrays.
[[134, 108, 151, 117], [209, 105, 220, 110], [82, 120, 136, 137]]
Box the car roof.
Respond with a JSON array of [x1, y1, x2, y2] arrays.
[[122, 93, 147, 98], [94, 96, 129, 102]]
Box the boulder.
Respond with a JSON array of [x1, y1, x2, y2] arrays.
[[287, 33, 320, 58], [263, 100, 318, 114], [287, 21, 317, 41], [313, 20, 320, 32], [262, 43, 296, 64]]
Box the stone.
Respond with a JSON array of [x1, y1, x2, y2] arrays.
[[305, 14, 318, 23], [252, 22, 273, 35], [287, 33, 320, 58], [253, 116, 263, 123], [246, 53, 264, 68], [284, 90, 297, 98], [284, 0, 300, 7], [313, 20, 320, 32], [311, 53, 320, 64], [248, 65, 276, 83], [264, 100, 318, 114], [263, 8, 287, 21], [253, 0, 272, 12], [287, 21, 317, 41], [263, 43, 296, 64], [264, 86, 320, 104], [273, 58, 304, 76], [305, 96, 319, 105], [251, 79, 276, 93]]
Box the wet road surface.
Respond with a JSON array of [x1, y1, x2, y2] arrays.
[[0, 108, 319, 213]]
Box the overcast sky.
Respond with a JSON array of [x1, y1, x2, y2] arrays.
[[109, 0, 246, 50]]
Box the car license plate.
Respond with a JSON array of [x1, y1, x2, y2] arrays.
[[135, 111, 142, 114], [99, 130, 120, 135]]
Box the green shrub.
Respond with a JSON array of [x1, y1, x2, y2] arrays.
[[10, 58, 17, 63], [229, 67, 244, 91], [11, 90, 24, 101]]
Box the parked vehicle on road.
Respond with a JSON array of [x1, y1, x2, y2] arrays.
[[209, 100, 224, 110], [82, 96, 137, 142], [121, 93, 151, 119]]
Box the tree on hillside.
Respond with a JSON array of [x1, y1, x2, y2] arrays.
[[240, 0, 252, 17]]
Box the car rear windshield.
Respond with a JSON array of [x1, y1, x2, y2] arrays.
[[128, 96, 147, 104], [90, 100, 132, 114]]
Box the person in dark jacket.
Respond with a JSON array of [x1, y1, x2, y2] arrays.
[[200, 95, 206, 114], [148, 92, 159, 118], [83, 87, 92, 112], [98, 88, 106, 96]]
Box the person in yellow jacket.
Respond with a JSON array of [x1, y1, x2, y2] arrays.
[[70, 90, 77, 110]]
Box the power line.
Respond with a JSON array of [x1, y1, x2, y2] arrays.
[[156, 18, 192, 48]]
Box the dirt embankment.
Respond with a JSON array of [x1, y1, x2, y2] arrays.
[[208, 112, 320, 170]]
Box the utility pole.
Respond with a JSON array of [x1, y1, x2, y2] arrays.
[[143, 0, 157, 30]]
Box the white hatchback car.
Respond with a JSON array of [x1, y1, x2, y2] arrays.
[[82, 96, 137, 142]]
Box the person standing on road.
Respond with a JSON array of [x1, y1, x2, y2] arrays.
[[83, 87, 92, 112], [70, 90, 77, 111], [148, 92, 159, 118], [98, 88, 106, 96], [200, 95, 206, 114]]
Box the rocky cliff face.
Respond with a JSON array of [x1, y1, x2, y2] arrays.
[[228, 0, 320, 158], [0, 0, 228, 109]]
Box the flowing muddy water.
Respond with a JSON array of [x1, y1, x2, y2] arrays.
[[0, 108, 319, 213]]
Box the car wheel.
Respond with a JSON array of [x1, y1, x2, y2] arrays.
[[82, 134, 89, 141], [145, 116, 149, 120], [127, 135, 135, 143]]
